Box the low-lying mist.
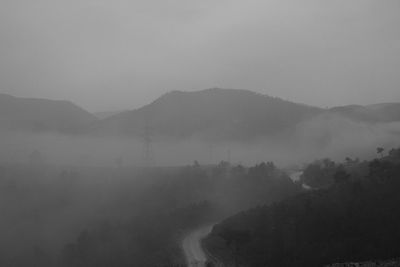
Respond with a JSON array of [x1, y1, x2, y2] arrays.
[[0, 114, 399, 266], [1, 115, 399, 167]]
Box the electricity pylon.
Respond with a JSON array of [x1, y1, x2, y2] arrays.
[[142, 120, 155, 166]]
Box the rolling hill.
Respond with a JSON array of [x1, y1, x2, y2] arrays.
[[326, 103, 400, 123], [204, 149, 400, 266], [94, 88, 322, 141], [0, 93, 97, 133], [1, 89, 399, 142]]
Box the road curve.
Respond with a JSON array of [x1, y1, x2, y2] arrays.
[[182, 225, 214, 267]]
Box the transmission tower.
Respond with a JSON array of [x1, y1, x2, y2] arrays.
[[142, 120, 155, 166]]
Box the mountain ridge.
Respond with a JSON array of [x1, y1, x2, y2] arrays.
[[0, 93, 97, 133], [1, 89, 399, 139], [93, 88, 323, 140]]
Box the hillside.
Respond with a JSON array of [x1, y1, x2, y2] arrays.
[[326, 103, 400, 123], [204, 148, 400, 267], [94, 88, 322, 140], [94, 110, 125, 119], [0, 94, 97, 133], [1, 89, 399, 143]]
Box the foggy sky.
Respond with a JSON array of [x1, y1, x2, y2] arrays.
[[0, 0, 399, 112]]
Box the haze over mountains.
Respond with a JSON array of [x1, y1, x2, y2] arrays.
[[94, 88, 321, 141], [1, 88, 399, 165], [2, 88, 400, 138], [0, 93, 97, 133], [327, 103, 400, 123]]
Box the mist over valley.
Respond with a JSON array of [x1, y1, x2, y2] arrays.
[[1, 1, 400, 266]]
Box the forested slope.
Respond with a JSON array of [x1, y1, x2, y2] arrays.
[[205, 148, 400, 267]]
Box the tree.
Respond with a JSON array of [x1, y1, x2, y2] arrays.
[[388, 148, 400, 159], [377, 147, 385, 158], [219, 229, 251, 267], [334, 168, 350, 184]]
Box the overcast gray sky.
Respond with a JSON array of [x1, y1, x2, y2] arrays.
[[0, 0, 399, 112]]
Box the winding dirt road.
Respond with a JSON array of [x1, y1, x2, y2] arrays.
[[182, 225, 214, 267]]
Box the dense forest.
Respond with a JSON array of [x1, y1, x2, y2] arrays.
[[0, 159, 300, 267], [205, 148, 400, 266]]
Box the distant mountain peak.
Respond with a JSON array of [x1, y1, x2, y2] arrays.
[[94, 88, 322, 140]]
